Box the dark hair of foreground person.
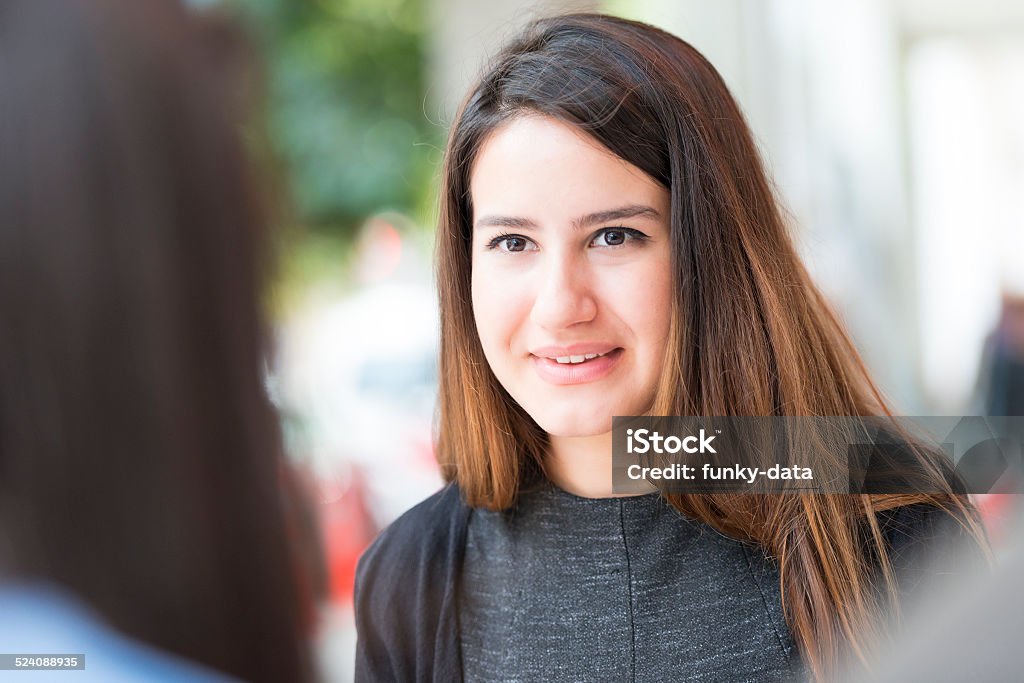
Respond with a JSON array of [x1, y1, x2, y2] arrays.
[[0, 1, 315, 680]]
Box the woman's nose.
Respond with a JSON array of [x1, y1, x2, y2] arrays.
[[528, 251, 598, 330]]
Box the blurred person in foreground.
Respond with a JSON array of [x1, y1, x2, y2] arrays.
[[0, 1, 317, 681]]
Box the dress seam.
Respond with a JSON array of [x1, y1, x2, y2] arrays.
[[619, 500, 638, 683], [741, 543, 792, 659]]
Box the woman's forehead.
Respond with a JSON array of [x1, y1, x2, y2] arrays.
[[469, 115, 669, 227]]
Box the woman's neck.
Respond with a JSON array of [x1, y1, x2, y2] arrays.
[[546, 431, 654, 498]]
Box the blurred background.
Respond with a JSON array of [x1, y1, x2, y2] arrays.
[[191, 0, 1024, 678]]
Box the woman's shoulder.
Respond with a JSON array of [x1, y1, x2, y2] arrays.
[[353, 483, 469, 681], [875, 501, 987, 598], [356, 482, 469, 578], [877, 501, 978, 552]]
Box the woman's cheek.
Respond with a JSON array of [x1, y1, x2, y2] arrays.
[[472, 269, 521, 359]]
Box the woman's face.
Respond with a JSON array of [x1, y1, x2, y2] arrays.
[[470, 115, 673, 437]]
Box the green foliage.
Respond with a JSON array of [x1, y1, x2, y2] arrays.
[[234, 0, 439, 240]]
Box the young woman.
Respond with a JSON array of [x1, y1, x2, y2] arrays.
[[0, 1, 317, 681], [355, 13, 984, 682]]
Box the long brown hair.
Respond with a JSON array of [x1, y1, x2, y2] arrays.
[[0, 1, 314, 680], [435, 12, 981, 680]]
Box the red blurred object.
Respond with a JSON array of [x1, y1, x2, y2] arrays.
[[319, 466, 377, 606], [974, 493, 1018, 547]]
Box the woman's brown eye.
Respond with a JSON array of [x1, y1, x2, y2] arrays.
[[485, 233, 534, 252], [593, 228, 630, 247], [604, 230, 625, 245]]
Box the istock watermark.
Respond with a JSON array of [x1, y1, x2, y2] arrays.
[[611, 416, 1024, 495]]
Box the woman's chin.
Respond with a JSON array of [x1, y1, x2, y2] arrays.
[[533, 414, 614, 440]]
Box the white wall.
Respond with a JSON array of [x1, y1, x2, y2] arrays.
[[426, 0, 599, 125]]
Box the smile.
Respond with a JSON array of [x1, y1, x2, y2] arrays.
[[551, 351, 609, 364], [530, 347, 624, 385]]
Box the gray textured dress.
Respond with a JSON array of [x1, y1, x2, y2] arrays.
[[459, 484, 803, 682]]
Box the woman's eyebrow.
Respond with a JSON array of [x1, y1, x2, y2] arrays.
[[474, 205, 661, 231], [574, 205, 661, 229], [474, 215, 539, 230]]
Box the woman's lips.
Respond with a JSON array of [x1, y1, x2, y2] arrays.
[[530, 347, 624, 385]]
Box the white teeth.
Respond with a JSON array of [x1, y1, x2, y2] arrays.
[[552, 352, 607, 364]]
